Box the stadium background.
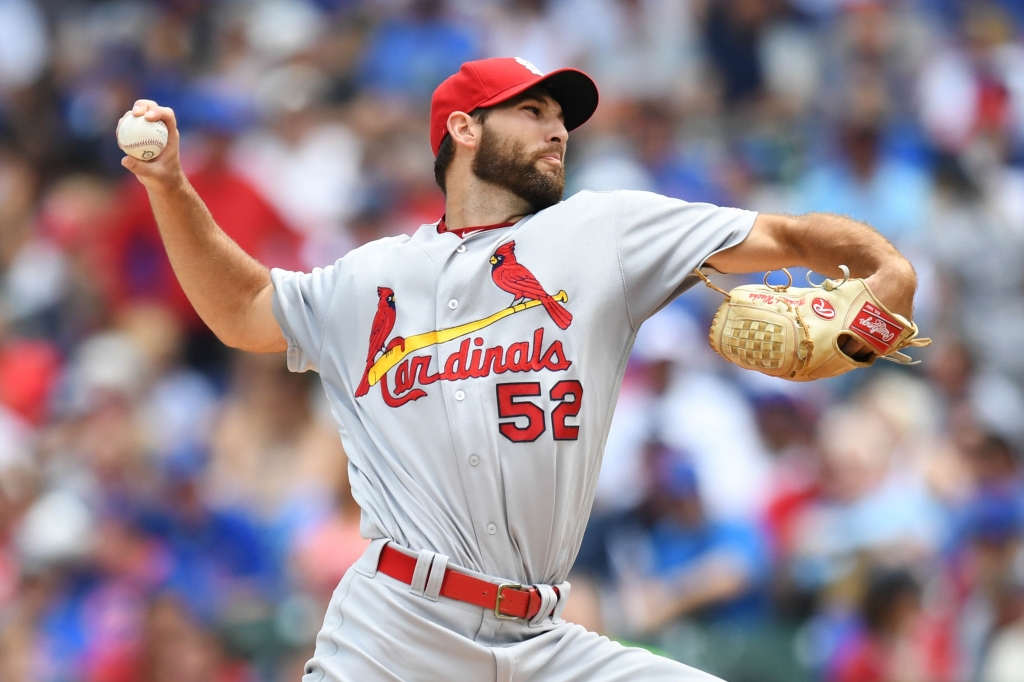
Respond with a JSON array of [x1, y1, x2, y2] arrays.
[[2, 0, 1024, 680]]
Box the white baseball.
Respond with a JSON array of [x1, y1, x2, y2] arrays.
[[117, 113, 168, 161]]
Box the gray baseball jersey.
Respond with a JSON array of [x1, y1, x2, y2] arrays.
[[271, 189, 756, 588]]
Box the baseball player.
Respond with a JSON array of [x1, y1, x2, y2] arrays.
[[119, 57, 920, 681]]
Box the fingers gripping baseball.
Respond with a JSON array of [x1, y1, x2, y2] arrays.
[[117, 100, 183, 190]]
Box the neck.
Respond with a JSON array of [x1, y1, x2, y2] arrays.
[[443, 172, 531, 231]]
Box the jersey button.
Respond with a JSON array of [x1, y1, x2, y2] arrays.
[[454, 390, 465, 401], [487, 524, 497, 535], [448, 299, 458, 310], [469, 455, 479, 466], [456, 244, 467, 253]]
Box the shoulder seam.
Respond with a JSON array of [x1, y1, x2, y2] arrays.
[[612, 192, 637, 332], [316, 264, 341, 369]]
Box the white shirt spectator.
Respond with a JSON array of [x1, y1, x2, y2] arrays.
[[0, 0, 48, 90]]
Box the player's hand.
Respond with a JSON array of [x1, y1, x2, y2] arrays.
[[117, 100, 184, 192], [839, 266, 916, 360]]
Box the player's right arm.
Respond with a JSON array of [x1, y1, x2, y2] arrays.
[[119, 100, 287, 354]]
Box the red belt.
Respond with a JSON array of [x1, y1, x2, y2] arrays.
[[377, 545, 557, 620]]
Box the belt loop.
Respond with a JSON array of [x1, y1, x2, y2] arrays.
[[551, 581, 571, 624], [423, 553, 448, 601], [409, 549, 434, 597], [528, 584, 558, 627], [353, 538, 389, 578]]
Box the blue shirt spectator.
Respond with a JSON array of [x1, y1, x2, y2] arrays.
[[791, 123, 930, 246], [357, 0, 479, 101]]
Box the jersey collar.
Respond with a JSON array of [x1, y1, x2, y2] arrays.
[[436, 215, 519, 239]]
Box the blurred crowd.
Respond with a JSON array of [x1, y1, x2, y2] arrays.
[[2, 0, 1024, 680]]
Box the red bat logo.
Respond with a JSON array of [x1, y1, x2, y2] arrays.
[[489, 241, 572, 329], [355, 287, 404, 397]]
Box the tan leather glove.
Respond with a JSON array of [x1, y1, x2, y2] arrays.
[[695, 267, 930, 382]]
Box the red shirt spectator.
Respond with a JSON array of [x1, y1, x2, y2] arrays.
[[108, 140, 302, 329]]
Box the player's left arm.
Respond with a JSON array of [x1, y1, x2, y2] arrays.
[[705, 212, 918, 321]]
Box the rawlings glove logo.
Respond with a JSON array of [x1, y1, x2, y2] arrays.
[[857, 317, 896, 341], [811, 298, 836, 320], [850, 302, 903, 352]]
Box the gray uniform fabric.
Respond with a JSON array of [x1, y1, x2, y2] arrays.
[[272, 189, 756, 679], [302, 539, 726, 681]]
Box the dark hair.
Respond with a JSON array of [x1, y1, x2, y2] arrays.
[[862, 568, 921, 634], [433, 108, 490, 195], [975, 432, 1018, 464]]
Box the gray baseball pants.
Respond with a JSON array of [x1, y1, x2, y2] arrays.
[[301, 539, 725, 681]]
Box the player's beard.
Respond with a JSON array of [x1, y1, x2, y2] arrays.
[[472, 126, 565, 212]]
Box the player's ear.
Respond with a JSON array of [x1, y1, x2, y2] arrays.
[[447, 111, 481, 150]]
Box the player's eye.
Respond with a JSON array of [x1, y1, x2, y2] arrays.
[[524, 106, 540, 116]]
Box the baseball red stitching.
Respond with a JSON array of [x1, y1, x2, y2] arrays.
[[121, 139, 166, 148]]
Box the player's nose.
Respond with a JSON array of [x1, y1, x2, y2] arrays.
[[547, 119, 568, 145]]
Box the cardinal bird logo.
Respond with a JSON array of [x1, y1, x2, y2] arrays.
[[490, 241, 572, 330], [355, 287, 404, 397]]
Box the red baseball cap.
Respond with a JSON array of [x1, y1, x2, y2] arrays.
[[430, 57, 599, 156]]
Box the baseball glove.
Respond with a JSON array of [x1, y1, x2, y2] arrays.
[[694, 266, 930, 382]]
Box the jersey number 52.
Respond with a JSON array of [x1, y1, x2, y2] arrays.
[[495, 381, 583, 443]]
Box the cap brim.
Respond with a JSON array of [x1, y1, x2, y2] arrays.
[[478, 68, 599, 133]]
